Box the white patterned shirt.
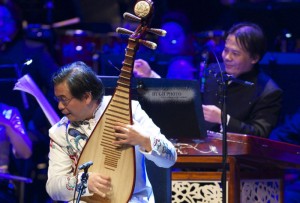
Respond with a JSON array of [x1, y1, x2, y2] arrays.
[[46, 96, 177, 202]]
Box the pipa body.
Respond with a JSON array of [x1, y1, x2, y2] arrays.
[[76, 38, 140, 203]]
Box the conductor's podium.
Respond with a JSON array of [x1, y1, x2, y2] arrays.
[[171, 131, 300, 203]]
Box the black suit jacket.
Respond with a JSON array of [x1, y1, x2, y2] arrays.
[[203, 64, 282, 138]]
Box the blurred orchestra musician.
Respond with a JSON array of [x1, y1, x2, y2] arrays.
[[0, 0, 59, 202], [0, 103, 32, 203], [134, 10, 197, 80], [270, 108, 300, 145], [157, 11, 194, 56], [134, 58, 197, 80], [0, 0, 58, 121]]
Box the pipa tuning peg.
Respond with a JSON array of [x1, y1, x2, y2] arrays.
[[139, 39, 157, 50], [123, 12, 141, 23], [116, 27, 134, 35], [147, 28, 167, 37]]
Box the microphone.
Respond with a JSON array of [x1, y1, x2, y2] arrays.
[[76, 161, 93, 202], [78, 161, 93, 170], [209, 70, 254, 86], [223, 74, 254, 86], [225, 74, 254, 86]]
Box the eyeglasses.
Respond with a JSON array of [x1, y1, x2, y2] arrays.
[[54, 96, 74, 106]]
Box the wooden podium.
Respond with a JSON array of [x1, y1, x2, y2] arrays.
[[171, 131, 300, 203]]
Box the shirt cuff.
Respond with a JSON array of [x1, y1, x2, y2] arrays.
[[150, 70, 161, 78], [227, 114, 230, 125], [219, 114, 231, 133]]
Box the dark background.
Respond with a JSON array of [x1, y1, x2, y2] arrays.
[[3, 1, 300, 202], [15, 0, 300, 43], [13, 0, 300, 121]]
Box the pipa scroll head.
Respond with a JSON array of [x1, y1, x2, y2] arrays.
[[134, 0, 153, 19]]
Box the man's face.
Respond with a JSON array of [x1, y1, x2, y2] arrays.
[[54, 81, 91, 122], [0, 6, 18, 44], [222, 34, 258, 77]]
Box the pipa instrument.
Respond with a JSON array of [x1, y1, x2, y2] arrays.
[[75, 1, 166, 202]]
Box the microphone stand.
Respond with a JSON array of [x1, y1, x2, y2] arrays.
[[218, 73, 253, 203], [220, 77, 228, 203], [76, 161, 93, 203]]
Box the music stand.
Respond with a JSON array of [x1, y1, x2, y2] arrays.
[[98, 76, 207, 142], [0, 64, 19, 83], [135, 78, 207, 142]]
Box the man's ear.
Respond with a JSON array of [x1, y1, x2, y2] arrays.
[[84, 92, 92, 103], [251, 55, 260, 64]]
